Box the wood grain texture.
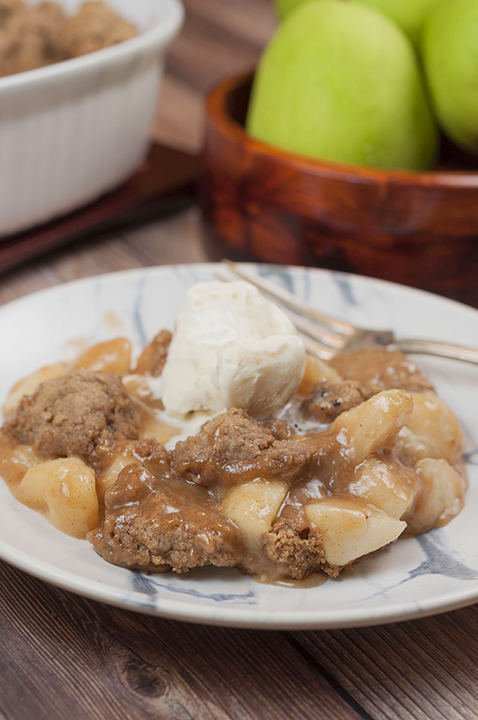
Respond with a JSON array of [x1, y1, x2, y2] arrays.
[[0, 562, 364, 720], [293, 607, 478, 720]]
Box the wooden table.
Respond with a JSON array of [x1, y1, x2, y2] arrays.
[[1, 2, 478, 718]]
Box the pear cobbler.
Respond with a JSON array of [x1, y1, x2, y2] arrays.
[[0, 283, 467, 584], [0, 0, 137, 77]]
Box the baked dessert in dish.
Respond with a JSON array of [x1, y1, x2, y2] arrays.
[[0, 0, 137, 77], [0, 282, 467, 585]]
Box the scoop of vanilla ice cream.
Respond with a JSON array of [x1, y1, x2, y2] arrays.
[[161, 280, 306, 417]]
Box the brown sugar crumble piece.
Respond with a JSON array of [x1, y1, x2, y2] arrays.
[[259, 416, 294, 440], [89, 464, 245, 573], [170, 408, 277, 486], [0, 0, 21, 25], [0, 0, 137, 78], [8, 368, 142, 471], [301, 379, 367, 423], [59, 1, 137, 58], [170, 407, 317, 488], [263, 517, 331, 580], [0, 1, 64, 77]]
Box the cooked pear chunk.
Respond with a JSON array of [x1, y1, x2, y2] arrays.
[[330, 389, 413, 466], [405, 458, 466, 535], [297, 354, 342, 397], [398, 391, 464, 466], [305, 496, 406, 567], [14, 457, 98, 539], [221, 479, 289, 553], [2, 364, 66, 419], [348, 455, 418, 520]]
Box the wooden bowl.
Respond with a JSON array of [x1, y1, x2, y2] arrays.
[[200, 72, 478, 308]]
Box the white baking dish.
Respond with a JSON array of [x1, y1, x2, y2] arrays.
[[0, 0, 184, 237]]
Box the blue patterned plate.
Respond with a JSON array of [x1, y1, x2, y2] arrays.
[[0, 264, 477, 629]]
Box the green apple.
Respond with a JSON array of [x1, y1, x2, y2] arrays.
[[247, 1, 438, 170], [350, 0, 442, 45], [421, 0, 478, 156], [275, 0, 318, 21], [275, 0, 441, 44]]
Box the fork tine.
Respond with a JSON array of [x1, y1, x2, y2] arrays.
[[222, 261, 356, 337], [286, 313, 347, 350], [301, 335, 337, 360], [219, 261, 478, 366]]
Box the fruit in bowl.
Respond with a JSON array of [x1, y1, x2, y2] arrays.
[[200, 0, 478, 307], [247, 0, 478, 172], [247, 0, 438, 171]]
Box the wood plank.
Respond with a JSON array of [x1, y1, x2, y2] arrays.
[[0, 561, 365, 720], [153, 76, 204, 152], [292, 606, 478, 720], [123, 207, 208, 267], [165, 16, 259, 95], [0, 233, 144, 306], [0, 207, 206, 306], [181, 0, 278, 48]]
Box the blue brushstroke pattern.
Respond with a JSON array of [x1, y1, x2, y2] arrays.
[[131, 273, 148, 347], [131, 572, 257, 605], [361, 529, 478, 603]]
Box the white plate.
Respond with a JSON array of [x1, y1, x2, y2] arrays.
[[1, 263, 478, 629]]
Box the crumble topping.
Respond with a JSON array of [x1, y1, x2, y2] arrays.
[[0, 0, 137, 78], [8, 369, 142, 471]]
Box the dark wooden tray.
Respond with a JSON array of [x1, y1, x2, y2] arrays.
[[0, 143, 200, 275]]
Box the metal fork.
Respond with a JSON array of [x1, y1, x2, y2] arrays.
[[221, 260, 478, 365]]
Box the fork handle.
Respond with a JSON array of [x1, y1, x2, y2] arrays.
[[394, 339, 478, 366]]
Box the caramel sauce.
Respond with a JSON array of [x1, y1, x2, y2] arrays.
[[73, 337, 132, 374], [0, 338, 468, 587], [123, 375, 165, 411], [141, 411, 179, 446], [271, 573, 328, 589]]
